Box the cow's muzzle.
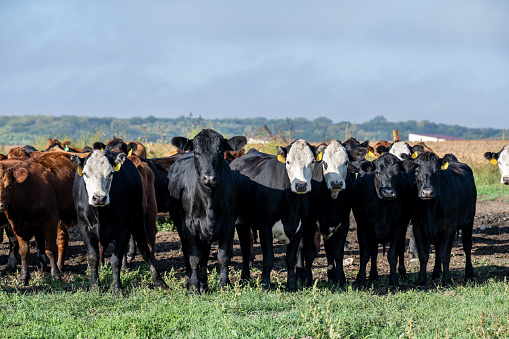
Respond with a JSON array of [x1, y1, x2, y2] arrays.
[[202, 175, 218, 188], [330, 180, 344, 190], [380, 187, 397, 200], [0, 201, 7, 211], [91, 193, 108, 206], [294, 181, 308, 193], [502, 176, 509, 185], [419, 187, 436, 200]]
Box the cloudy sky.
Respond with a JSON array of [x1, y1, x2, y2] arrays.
[[1, 1, 508, 128]]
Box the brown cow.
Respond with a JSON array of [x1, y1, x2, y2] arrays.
[[7, 147, 31, 159], [224, 149, 245, 164], [0, 159, 62, 284], [373, 140, 392, 158], [45, 139, 84, 153]]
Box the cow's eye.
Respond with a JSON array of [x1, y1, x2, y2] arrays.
[[286, 161, 291, 165], [83, 172, 89, 178]]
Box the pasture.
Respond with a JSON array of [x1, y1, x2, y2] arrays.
[[1, 138, 508, 338]]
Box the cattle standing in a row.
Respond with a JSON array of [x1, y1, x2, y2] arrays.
[[231, 140, 323, 291], [352, 153, 413, 288], [402, 152, 476, 290], [297, 140, 368, 286], [485, 145, 509, 185], [71, 150, 168, 292], [167, 129, 247, 293]]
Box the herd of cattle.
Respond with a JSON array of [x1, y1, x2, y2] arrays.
[[0, 131, 507, 293]]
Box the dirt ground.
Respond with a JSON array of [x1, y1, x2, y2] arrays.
[[1, 199, 508, 291]]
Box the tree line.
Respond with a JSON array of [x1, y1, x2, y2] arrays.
[[0, 114, 504, 146]]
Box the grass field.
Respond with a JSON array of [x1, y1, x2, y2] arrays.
[[0, 138, 508, 338]]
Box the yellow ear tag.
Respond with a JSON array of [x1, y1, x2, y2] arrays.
[[277, 154, 286, 163], [441, 162, 449, 170], [368, 151, 374, 157], [127, 149, 133, 156], [101, 148, 104, 151], [491, 158, 498, 165], [77, 166, 83, 176], [316, 152, 323, 162], [381, 152, 384, 155], [365, 151, 375, 161], [412, 151, 418, 159], [113, 162, 122, 172]]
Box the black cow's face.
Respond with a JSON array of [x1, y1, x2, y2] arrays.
[[485, 145, 509, 185], [172, 129, 247, 189], [0, 163, 29, 211], [402, 152, 448, 200], [360, 153, 403, 200]]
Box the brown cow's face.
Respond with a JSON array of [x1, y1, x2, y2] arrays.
[[0, 165, 29, 211]]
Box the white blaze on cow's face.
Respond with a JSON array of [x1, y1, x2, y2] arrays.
[[81, 150, 124, 206], [283, 139, 316, 194], [497, 145, 509, 185], [389, 141, 411, 160], [321, 140, 349, 199]]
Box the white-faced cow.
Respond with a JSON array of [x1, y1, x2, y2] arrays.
[[485, 145, 509, 185], [230, 139, 322, 291], [167, 129, 247, 294], [297, 140, 368, 286], [352, 153, 413, 288], [71, 150, 168, 292], [402, 152, 476, 290]]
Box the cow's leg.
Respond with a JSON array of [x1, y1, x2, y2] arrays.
[[298, 221, 315, 286], [355, 224, 370, 287], [126, 236, 136, 264], [324, 237, 336, 283], [431, 238, 443, 281], [236, 220, 252, 281], [259, 226, 274, 290], [79, 227, 100, 289], [368, 239, 379, 282], [198, 242, 212, 293], [16, 235, 31, 285], [332, 224, 349, 286], [111, 231, 131, 293], [57, 221, 69, 270], [397, 227, 407, 277], [43, 217, 61, 280], [413, 223, 429, 290], [5, 225, 19, 271], [132, 217, 168, 290], [286, 231, 303, 292], [462, 223, 475, 281], [217, 222, 235, 288], [387, 239, 400, 288], [34, 230, 49, 272], [439, 228, 457, 286], [407, 223, 418, 258]]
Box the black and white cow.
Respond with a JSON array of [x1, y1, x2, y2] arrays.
[[485, 145, 509, 185], [230, 139, 323, 291], [297, 140, 368, 286], [71, 150, 168, 292], [167, 129, 247, 294], [402, 152, 476, 289], [352, 153, 413, 288]]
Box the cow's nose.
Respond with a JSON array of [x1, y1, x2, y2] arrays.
[[295, 181, 308, 192], [92, 194, 107, 205], [330, 180, 344, 190], [203, 175, 217, 187], [420, 187, 436, 199], [0, 201, 7, 211], [380, 187, 397, 199], [503, 177, 509, 185]]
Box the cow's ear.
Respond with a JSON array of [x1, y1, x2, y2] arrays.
[[360, 140, 370, 148], [410, 145, 424, 159], [172, 137, 193, 152], [440, 157, 449, 170], [359, 160, 375, 175], [314, 144, 326, 162], [13, 168, 29, 183], [348, 146, 368, 162], [93, 142, 106, 151], [401, 159, 416, 172], [226, 136, 248, 152], [113, 153, 126, 172], [127, 142, 138, 157], [70, 154, 84, 176], [376, 145, 389, 156], [276, 146, 287, 163], [484, 151, 499, 165]]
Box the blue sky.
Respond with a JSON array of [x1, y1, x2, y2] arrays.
[[1, 0, 508, 128]]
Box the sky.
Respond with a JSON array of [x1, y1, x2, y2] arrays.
[[1, 1, 508, 129]]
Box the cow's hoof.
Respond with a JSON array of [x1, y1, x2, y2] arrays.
[[388, 284, 399, 292], [417, 285, 427, 291]]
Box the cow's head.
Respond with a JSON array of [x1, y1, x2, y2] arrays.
[[402, 151, 452, 200], [0, 162, 29, 211], [359, 153, 404, 200], [70, 150, 126, 206], [171, 129, 247, 189], [376, 140, 425, 161], [277, 139, 322, 194], [485, 145, 509, 185]]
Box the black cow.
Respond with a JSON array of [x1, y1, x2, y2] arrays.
[[352, 153, 413, 288], [297, 140, 368, 286], [230, 139, 323, 291], [167, 129, 247, 293], [402, 152, 476, 289], [71, 150, 168, 292]]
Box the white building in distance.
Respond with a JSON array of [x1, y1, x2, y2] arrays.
[[408, 133, 464, 142]]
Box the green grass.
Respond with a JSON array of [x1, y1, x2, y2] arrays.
[[472, 164, 509, 201], [1, 267, 509, 338]]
